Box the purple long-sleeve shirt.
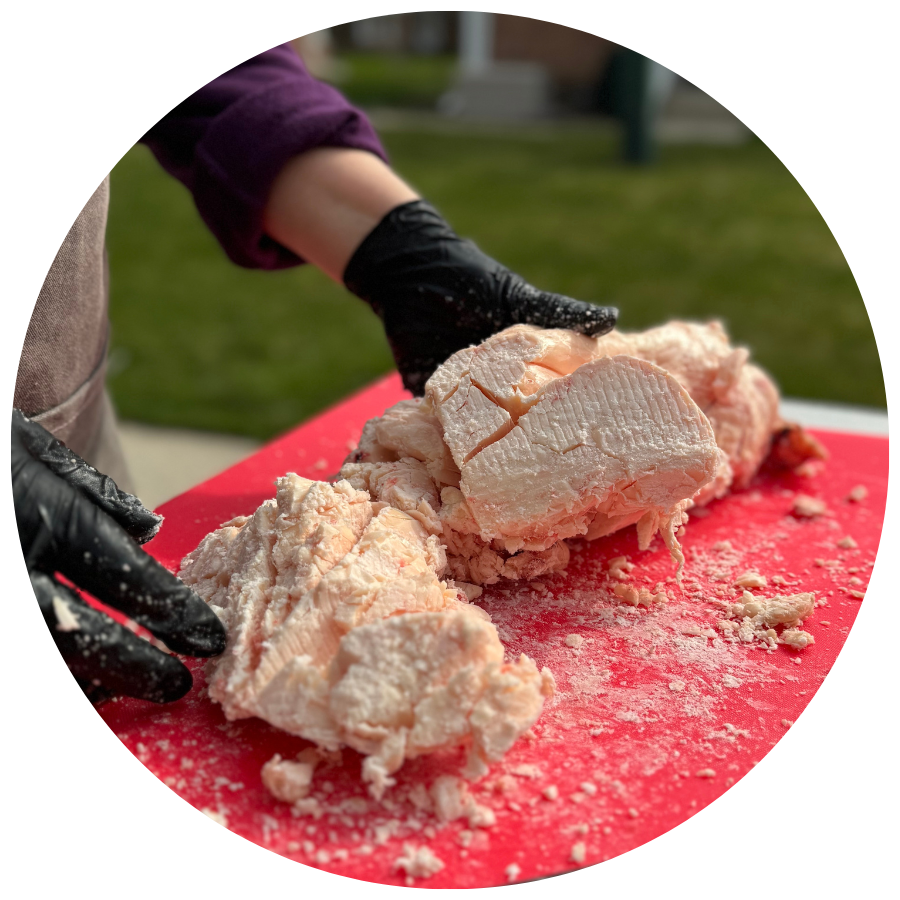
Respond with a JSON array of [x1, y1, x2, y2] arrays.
[[141, 44, 387, 270]]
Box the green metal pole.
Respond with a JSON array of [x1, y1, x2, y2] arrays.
[[620, 49, 655, 164]]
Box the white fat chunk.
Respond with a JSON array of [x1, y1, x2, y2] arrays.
[[180, 474, 550, 798], [340, 322, 786, 582]]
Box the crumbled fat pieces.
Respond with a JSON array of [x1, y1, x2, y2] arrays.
[[717, 591, 817, 650], [393, 844, 444, 879], [179, 475, 553, 798]]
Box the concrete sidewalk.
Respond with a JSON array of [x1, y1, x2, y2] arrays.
[[119, 398, 888, 511], [118, 422, 260, 510]]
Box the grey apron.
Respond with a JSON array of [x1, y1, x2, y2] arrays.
[[15, 177, 135, 493]]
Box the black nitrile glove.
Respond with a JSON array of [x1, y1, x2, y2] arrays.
[[344, 200, 619, 395], [12, 409, 226, 704]]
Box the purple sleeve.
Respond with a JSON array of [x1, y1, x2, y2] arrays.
[[140, 45, 388, 269]]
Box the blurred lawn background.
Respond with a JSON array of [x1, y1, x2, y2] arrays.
[[106, 53, 881, 441]]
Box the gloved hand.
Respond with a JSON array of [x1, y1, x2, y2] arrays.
[[344, 200, 619, 395], [12, 409, 226, 704]]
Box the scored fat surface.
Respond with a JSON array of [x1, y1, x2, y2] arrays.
[[452, 355, 720, 554]]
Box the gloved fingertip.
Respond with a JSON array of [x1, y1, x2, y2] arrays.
[[578, 304, 619, 337], [125, 506, 164, 545], [153, 659, 194, 703], [156, 600, 227, 658], [76, 678, 115, 706]]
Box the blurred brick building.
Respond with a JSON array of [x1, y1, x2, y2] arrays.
[[328, 13, 618, 112], [316, 13, 749, 145], [492, 16, 618, 110]]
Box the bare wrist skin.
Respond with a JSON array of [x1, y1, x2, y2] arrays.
[[263, 147, 419, 282]]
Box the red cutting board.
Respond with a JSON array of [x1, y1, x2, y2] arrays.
[[97, 374, 887, 888]]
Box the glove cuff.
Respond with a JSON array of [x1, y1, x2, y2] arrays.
[[343, 200, 493, 313]]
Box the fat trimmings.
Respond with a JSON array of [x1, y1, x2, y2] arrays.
[[182, 323, 821, 803], [345, 326, 727, 582]]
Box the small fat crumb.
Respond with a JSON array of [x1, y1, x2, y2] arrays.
[[393, 844, 444, 879], [543, 785, 559, 801], [541, 667, 557, 698], [505, 863, 522, 882], [713, 540, 733, 552], [614, 583, 640, 606], [311, 458, 328, 471], [290, 798, 323, 819], [614, 583, 667, 607], [408, 782, 432, 812], [792, 495, 828, 518], [781, 719, 794, 728], [52, 595, 81, 632], [837, 536, 858, 549], [668, 681, 686, 692], [261, 754, 315, 804], [849, 590, 865, 600], [608, 556, 635, 581], [847, 485, 868, 503], [493, 775, 516, 794], [467, 804, 496, 829], [780, 629, 815, 650], [570, 842, 587, 864], [202, 808, 228, 827], [511, 764, 542, 779], [695, 769, 716, 778], [733, 571, 767, 590], [722, 674, 742, 688], [455, 581, 483, 602], [429, 775, 496, 828], [565, 633, 584, 649], [580, 782, 597, 796]]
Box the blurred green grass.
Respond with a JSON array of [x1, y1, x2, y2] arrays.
[[106, 130, 882, 440], [334, 52, 456, 109]]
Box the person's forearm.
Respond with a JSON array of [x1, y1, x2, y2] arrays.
[[263, 147, 419, 282]]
